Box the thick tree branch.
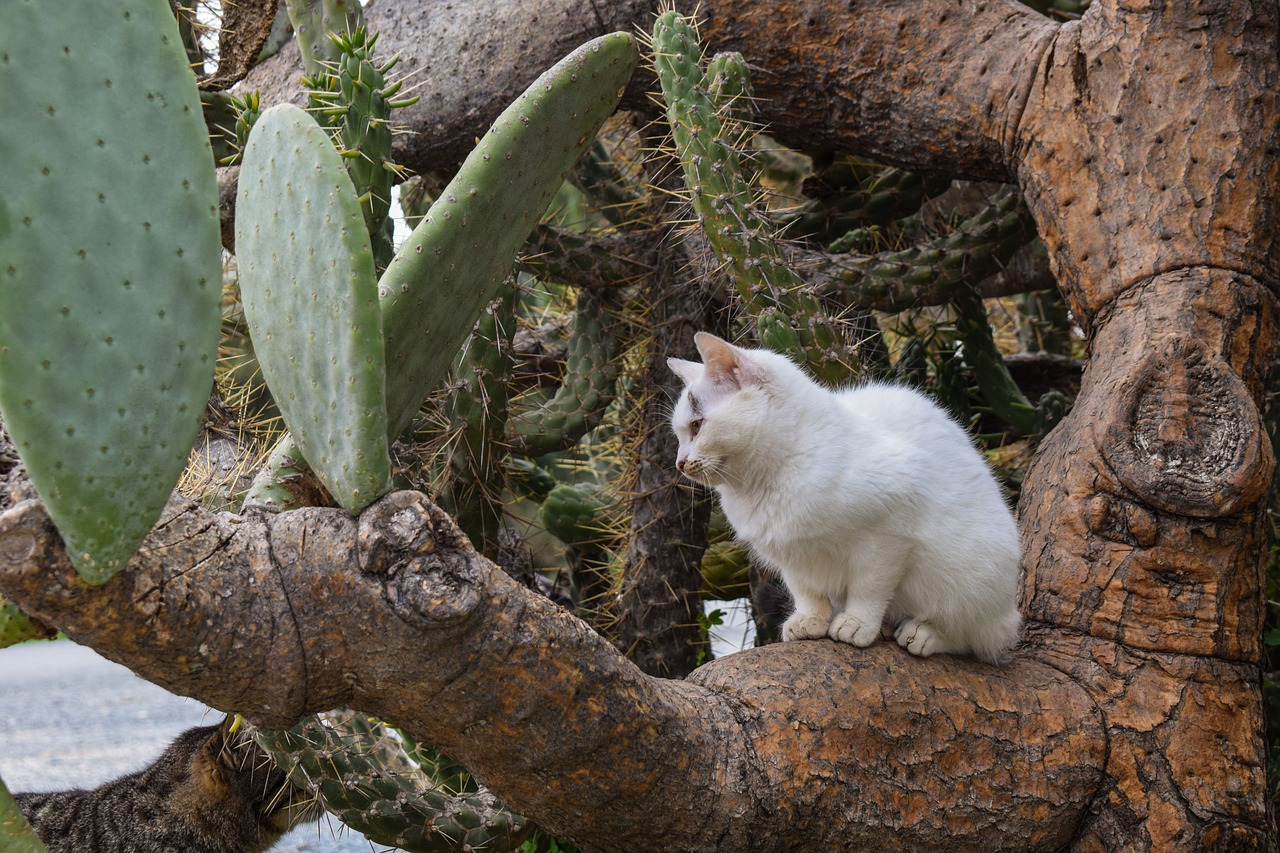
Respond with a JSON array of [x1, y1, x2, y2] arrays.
[[231, 0, 1055, 183], [1015, 0, 1280, 328], [0, 493, 1105, 852]]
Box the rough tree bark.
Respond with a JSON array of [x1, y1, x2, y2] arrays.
[[2, 0, 1277, 850], [613, 226, 717, 678]]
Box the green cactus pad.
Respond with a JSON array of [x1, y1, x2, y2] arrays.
[[236, 103, 391, 513], [0, 596, 56, 649], [0, 0, 223, 583], [0, 775, 45, 853], [378, 32, 639, 436]]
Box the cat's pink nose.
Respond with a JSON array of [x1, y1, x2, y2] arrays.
[[676, 459, 686, 474]]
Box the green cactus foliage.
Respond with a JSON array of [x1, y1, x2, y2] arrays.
[[541, 483, 612, 549], [700, 540, 750, 600], [790, 163, 953, 248], [379, 32, 640, 438], [0, 596, 56, 649], [505, 458, 558, 501], [651, 13, 859, 384], [950, 282, 1040, 434], [0, 0, 223, 583], [0, 776, 45, 853], [569, 138, 646, 227], [441, 284, 516, 552], [285, 0, 365, 76], [241, 32, 638, 515], [252, 711, 532, 853], [507, 288, 620, 458], [236, 103, 392, 514], [703, 52, 754, 122], [824, 185, 1037, 312], [541, 482, 617, 627], [304, 27, 413, 271]]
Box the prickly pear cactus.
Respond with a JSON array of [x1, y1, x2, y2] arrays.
[[0, 597, 56, 649], [236, 103, 392, 514], [379, 32, 640, 437], [0, 777, 45, 853], [235, 31, 641, 853], [0, 0, 223, 583], [242, 32, 639, 514]]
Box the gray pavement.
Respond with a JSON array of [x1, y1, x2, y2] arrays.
[[0, 640, 390, 852]]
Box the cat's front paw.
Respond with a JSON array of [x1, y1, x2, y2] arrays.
[[782, 612, 831, 641], [828, 613, 879, 647]]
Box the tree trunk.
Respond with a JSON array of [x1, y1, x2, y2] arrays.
[[4, 0, 1279, 849], [613, 234, 717, 678]]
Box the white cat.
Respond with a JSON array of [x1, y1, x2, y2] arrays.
[[668, 332, 1022, 663]]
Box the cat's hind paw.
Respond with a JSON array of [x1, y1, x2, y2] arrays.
[[895, 619, 950, 657], [828, 613, 879, 647], [782, 612, 831, 641]]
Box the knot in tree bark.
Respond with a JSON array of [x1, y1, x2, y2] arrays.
[[366, 492, 487, 629]]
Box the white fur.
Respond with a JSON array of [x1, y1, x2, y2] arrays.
[[668, 332, 1022, 663]]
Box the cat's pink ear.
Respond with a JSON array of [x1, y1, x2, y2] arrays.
[[667, 357, 701, 386], [695, 332, 766, 389]]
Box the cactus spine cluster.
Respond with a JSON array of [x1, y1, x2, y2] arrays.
[[252, 712, 532, 853], [651, 12, 862, 385], [303, 26, 413, 270]]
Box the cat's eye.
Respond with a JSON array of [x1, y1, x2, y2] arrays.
[[689, 418, 702, 437]]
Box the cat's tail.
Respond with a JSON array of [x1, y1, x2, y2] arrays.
[[969, 605, 1024, 665]]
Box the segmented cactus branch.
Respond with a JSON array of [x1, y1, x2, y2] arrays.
[[507, 288, 622, 458], [570, 137, 649, 227], [285, 0, 365, 76], [651, 11, 861, 384], [786, 163, 953, 247], [303, 27, 414, 271], [440, 285, 516, 554], [811, 185, 1039, 313], [252, 711, 532, 853], [541, 482, 620, 630], [950, 282, 1066, 435]]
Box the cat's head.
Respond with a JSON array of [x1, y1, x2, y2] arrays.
[[667, 332, 806, 489], [176, 715, 322, 838]]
